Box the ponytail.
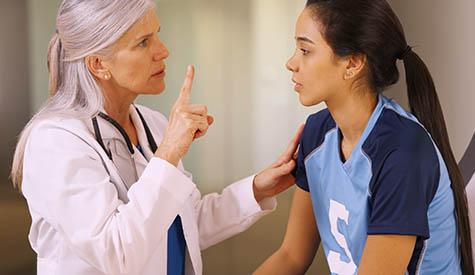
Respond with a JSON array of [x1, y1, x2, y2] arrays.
[[403, 50, 474, 274], [47, 32, 62, 96]]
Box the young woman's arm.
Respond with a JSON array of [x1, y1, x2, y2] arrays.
[[254, 187, 320, 274], [358, 235, 416, 274]]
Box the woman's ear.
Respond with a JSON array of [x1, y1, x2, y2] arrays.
[[86, 56, 112, 80], [343, 53, 367, 80]]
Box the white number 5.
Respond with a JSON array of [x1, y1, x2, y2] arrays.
[[327, 200, 357, 275]]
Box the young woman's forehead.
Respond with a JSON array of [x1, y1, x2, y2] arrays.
[[295, 9, 323, 44]]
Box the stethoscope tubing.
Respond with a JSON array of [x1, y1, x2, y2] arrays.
[[92, 106, 158, 161]]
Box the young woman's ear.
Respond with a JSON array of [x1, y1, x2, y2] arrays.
[[86, 56, 112, 80], [343, 53, 367, 80]]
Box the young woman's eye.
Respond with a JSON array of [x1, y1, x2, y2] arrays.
[[301, 48, 309, 55]]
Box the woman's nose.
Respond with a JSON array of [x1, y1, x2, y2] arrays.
[[286, 53, 298, 72], [153, 39, 169, 61]]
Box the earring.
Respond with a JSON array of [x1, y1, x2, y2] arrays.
[[104, 73, 111, 80], [345, 71, 354, 79]]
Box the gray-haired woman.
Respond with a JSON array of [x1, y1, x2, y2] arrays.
[[11, 1, 302, 274]]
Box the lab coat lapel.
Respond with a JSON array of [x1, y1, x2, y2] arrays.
[[129, 105, 154, 177], [95, 114, 138, 191]]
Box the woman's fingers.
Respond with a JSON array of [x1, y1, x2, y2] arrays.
[[184, 104, 208, 116], [190, 114, 211, 140], [283, 124, 304, 159], [272, 124, 305, 167], [273, 160, 296, 179], [178, 112, 209, 135], [254, 159, 296, 199], [175, 65, 194, 106], [207, 115, 214, 126], [264, 160, 296, 184], [194, 116, 214, 139]]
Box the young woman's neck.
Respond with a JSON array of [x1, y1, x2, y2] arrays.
[[326, 86, 378, 146]]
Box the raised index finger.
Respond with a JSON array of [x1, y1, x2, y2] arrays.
[[176, 65, 194, 105]]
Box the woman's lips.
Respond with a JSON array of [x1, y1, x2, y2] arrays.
[[152, 69, 166, 78], [293, 80, 302, 91]]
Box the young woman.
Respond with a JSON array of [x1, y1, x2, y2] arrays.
[[10, 0, 301, 274], [256, 0, 473, 274]]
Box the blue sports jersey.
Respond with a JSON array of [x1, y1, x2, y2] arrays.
[[295, 94, 461, 274]]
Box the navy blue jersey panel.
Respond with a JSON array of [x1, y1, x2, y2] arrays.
[[295, 109, 336, 192], [364, 108, 440, 239]]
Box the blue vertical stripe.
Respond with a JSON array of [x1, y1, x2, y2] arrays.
[[167, 216, 186, 275]]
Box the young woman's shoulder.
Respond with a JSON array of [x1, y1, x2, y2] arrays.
[[365, 106, 438, 159], [363, 106, 441, 201]]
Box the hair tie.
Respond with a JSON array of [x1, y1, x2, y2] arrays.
[[55, 28, 62, 52], [397, 45, 412, 60]]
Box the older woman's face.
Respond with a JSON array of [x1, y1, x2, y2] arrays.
[[103, 9, 169, 96]]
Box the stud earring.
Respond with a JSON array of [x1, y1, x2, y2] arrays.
[[104, 73, 111, 80]]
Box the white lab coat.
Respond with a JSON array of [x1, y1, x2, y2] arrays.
[[22, 104, 276, 275]]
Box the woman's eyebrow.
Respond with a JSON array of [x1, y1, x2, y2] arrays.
[[134, 27, 161, 43], [296, 36, 315, 44]]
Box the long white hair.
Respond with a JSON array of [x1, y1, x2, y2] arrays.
[[11, 0, 155, 190]]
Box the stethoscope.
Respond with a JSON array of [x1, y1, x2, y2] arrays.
[[92, 106, 158, 161]]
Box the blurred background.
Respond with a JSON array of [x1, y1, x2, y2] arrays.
[[0, 0, 474, 274]]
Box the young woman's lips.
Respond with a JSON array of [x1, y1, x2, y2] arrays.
[[152, 69, 166, 78], [294, 82, 303, 91]]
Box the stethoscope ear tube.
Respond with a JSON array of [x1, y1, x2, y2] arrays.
[[92, 106, 158, 160], [92, 116, 113, 160], [134, 106, 158, 152], [97, 112, 135, 155]]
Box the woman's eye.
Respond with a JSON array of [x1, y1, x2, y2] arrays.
[[139, 39, 148, 47], [301, 48, 309, 55]]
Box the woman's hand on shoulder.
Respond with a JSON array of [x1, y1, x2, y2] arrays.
[[155, 65, 213, 166], [253, 124, 304, 202]]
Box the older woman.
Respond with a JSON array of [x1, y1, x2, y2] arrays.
[[11, 1, 301, 274]]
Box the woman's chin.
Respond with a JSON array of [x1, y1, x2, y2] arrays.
[[143, 83, 166, 95], [299, 95, 313, 107], [299, 95, 323, 107]]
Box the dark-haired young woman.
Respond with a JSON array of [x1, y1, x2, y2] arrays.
[[255, 0, 473, 274]]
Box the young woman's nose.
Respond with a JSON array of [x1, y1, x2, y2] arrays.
[[286, 53, 298, 72]]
